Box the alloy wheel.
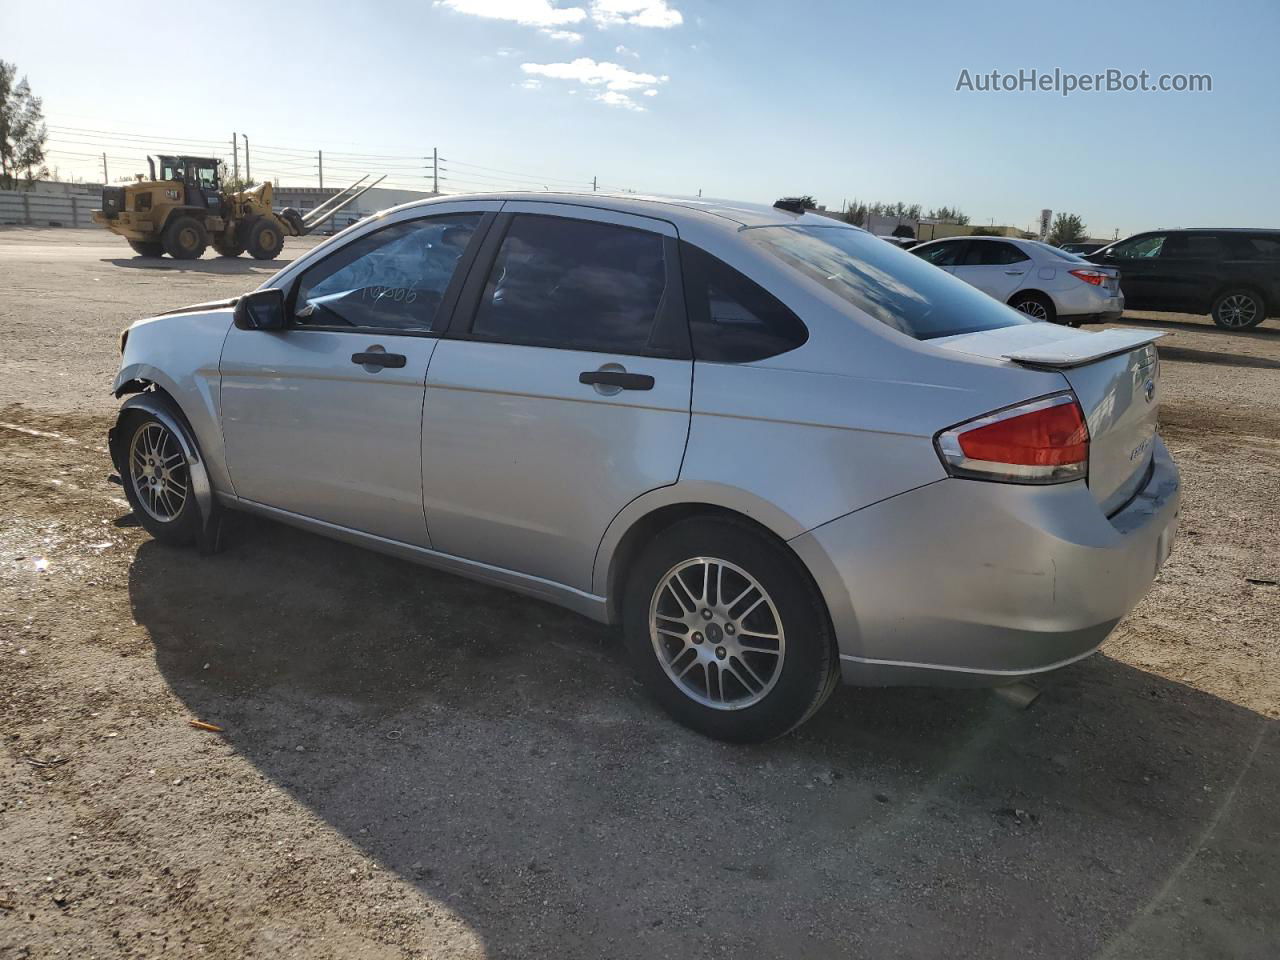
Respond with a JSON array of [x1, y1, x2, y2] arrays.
[[128, 421, 189, 523], [1217, 293, 1258, 328], [1015, 298, 1050, 321], [649, 557, 785, 711]]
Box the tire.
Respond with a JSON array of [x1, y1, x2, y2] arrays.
[[244, 217, 285, 260], [161, 215, 208, 260], [1211, 289, 1266, 330], [118, 410, 201, 547], [212, 234, 245, 258], [1009, 291, 1056, 324], [622, 516, 839, 742], [127, 240, 164, 257]]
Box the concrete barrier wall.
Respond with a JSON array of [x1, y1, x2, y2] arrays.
[[0, 189, 100, 227]]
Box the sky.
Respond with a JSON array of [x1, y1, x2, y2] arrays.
[[5, 0, 1278, 238]]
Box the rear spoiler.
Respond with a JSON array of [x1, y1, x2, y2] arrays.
[[1002, 329, 1167, 368]]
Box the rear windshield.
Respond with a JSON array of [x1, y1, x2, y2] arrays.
[[1030, 240, 1090, 262], [747, 225, 1033, 340]]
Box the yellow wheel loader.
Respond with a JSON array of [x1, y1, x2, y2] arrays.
[[92, 155, 384, 260]]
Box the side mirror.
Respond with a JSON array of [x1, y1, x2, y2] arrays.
[[233, 288, 287, 331]]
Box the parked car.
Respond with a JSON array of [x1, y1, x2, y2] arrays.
[[1060, 242, 1106, 256], [1087, 228, 1280, 329], [109, 195, 1179, 742], [911, 236, 1123, 326]]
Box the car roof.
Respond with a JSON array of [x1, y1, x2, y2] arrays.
[[386, 191, 860, 232]]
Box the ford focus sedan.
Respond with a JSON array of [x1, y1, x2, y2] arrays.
[[109, 194, 1179, 742]]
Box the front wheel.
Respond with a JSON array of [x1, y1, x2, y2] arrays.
[[623, 517, 839, 742], [244, 217, 285, 260], [1212, 289, 1266, 330], [127, 240, 164, 257], [119, 411, 201, 546], [162, 215, 208, 260]]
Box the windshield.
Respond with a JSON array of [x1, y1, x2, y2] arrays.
[[747, 225, 1034, 340]]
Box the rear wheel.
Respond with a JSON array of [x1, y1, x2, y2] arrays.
[[244, 217, 285, 260], [161, 215, 208, 260], [119, 411, 200, 546], [623, 517, 839, 742], [1211, 289, 1266, 330], [1009, 291, 1056, 324], [127, 240, 164, 257]]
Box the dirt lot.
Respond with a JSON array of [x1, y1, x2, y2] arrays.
[[1, 227, 1278, 959]]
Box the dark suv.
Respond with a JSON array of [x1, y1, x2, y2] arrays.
[[1087, 229, 1280, 329]]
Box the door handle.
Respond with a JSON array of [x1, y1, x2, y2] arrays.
[[351, 351, 406, 369], [579, 370, 654, 391], [1004, 269, 1026, 275]]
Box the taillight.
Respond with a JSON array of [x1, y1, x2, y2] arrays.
[[1069, 268, 1108, 286], [935, 393, 1089, 484]]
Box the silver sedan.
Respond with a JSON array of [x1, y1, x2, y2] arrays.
[[109, 194, 1179, 742], [912, 235, 1124, 326]]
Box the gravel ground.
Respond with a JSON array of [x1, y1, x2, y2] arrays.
[[1, 228, 1278, 959]]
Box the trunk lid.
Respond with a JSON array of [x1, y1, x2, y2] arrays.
[[934, 325, 1165, 514]]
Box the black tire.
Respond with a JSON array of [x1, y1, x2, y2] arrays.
[[622, 516, 839, 742], [161, 215, 208, 260], [1009, 291, 1056, 324], [212, 234, 245, 257], [244, 217, 285, 260], [127, 240, 164, 257], [1211, 289, 1266, 330], [117, 409, 202, 547]]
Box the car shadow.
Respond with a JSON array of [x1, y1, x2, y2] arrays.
[[1116, 314, 1280, 340], [129, 515, 1280, 959], [102, 256, 290, 275]]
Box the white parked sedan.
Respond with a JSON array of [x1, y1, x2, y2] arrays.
[[912, 236, 1124, 326], [109, 194, 1178, 742]]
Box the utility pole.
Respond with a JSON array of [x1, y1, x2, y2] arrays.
[[592, 176, 598, 192], [101, 153, 108, 184], [232, 133, 239, 184], [318, 150, 323, 190], [242, 134, 250, 184], [432, 147, 438, 194]]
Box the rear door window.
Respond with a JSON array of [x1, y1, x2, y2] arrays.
[[748, 225, 1035, 340], [470, 214, 672, 355], [961, 241, 1031, 266], [681, 243, 808, 362], [1161, 233, 1223, 260]]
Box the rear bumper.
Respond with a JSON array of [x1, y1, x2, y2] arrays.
[[791, 437, 1180, 686]]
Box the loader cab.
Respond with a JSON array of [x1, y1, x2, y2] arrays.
[[150, 155, 222, 210]]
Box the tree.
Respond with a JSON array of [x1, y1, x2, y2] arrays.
[[843, 200, 869, 227], [1048, 212, 1087, 246], [0, 61, 48, 189], [927, 205, 970, 226], [892, 223, 915, 238], [796, 195, 817, 210]]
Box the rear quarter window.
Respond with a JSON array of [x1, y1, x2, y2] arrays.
[[748, 225, 1034, 340]]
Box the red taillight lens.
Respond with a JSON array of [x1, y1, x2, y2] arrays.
[[1069, 268, 1107, 286], [935, 394, 1089, 484]]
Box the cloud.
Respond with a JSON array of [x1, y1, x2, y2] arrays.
[[520, 57, 667, 92], [437, 0, 586, 28], [642, 88, 657, 96], [546, 29, 583, 41], [615, 44, 638, 57], [593, 90, 645, 111], [519, 78, 542, 88], [591, 1, 683, 28]]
